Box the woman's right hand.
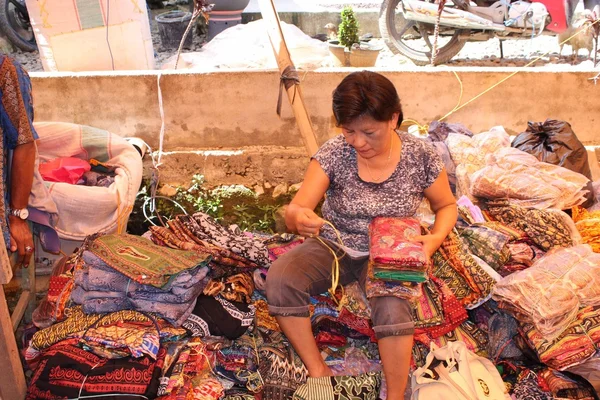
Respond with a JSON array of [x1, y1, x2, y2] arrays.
[[294, 207, 324, 238]]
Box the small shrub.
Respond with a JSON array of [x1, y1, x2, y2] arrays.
[[338, 6, 359, 50]]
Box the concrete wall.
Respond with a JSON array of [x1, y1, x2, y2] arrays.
[[30, 68, 600, 187]]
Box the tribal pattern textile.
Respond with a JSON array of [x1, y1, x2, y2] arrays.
[[26, 339, 164, 400], [460, 225, 511, 271], [0, 55, 38, 247], [204, 271, 255, 303], [414, 277, 468, 339], [572, 206, 600, 253], [486, 201, 573, 251], [254, 299, 281, 332], [152, 223, 259, 269], [26, 306, 183, 361], [412, 278, 444, 328], [259, 345, 308, 400], [89, 233, 211, 288], [431, 229, 496, 309], [293, 372, 381, 400], [521, 306, 600, 370], [182, 295, 255, 340], [179, 212, 270, 267]]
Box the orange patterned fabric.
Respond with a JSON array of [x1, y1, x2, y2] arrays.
[[572, 206, 600, 252]]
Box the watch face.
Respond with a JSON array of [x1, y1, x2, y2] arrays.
[[20, 209, 29, 219]]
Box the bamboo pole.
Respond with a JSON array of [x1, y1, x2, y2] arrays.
[[257, 0, 320, 156], [0, 244, 27, 400]]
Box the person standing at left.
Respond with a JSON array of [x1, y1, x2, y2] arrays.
[[0, 54, 37, 267]]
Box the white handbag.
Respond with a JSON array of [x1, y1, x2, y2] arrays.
[[411, 341, 511, 400]]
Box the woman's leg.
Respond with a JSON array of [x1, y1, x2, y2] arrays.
[[266, 238, 356, 377], [370, 295, 415, 399], [378, 334, 413, 399]]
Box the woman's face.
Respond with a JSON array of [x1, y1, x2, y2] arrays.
[[340, 113, 398, 159]]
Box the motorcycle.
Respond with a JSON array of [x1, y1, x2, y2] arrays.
[[0, 0, 35, 52], [379, 0, 600, 65]]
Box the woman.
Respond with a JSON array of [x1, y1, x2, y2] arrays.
[[266, 71, 457, 398]]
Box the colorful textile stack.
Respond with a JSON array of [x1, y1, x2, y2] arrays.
[[521, 306, 600, 370], [369, 217, 428, 283], [26, 339, 165, 400], [71, 243, 211, 326]]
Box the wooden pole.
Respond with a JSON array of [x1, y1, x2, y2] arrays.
[[257, 0, 320, 156], [0, 245, 27, 400]]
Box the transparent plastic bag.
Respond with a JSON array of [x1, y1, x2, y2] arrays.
[[493, 244, 600, 341]]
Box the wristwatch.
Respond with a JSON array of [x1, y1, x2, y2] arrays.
[[8, 208, 29, 220]]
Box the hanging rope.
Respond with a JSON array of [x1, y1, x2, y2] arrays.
[[276, 65, 300, 117], [429, 0, 447, 66]]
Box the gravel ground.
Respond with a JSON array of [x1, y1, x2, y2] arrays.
[[4, 5, 599, 71]]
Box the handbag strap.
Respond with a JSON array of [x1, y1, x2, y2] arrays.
[[434, 365, 477, 400]]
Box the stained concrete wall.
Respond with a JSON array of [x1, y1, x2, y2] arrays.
[[30, 68, 600, 187]]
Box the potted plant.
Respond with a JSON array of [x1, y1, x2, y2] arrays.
[[330, 6, 381, 67]]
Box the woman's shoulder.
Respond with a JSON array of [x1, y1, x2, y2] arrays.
[[315, 134, 350, 159], [399, 131, 436, 154]]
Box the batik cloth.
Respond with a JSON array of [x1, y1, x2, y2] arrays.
[[369, 217, 428, 269], [26, 306, 184, 361], [494, 245, 600, 341], [486, 201, 574, 251], [0, 55, 38, 247], [204, 271, 255, 303], [521, 306, 600, 370], [540, 369, 597, 399], [293, 372, 381, 400], [460, 225, 511, 271], [89, 233, 211, 288], [254, 299, 281, 332], [431, 229, 497, 309], [414, 277, 468, 339], [487, 312, 524, 362], [259, 345, 308, 400], [178, 212, 270, 267], [181, 295, 255, 340], [26, 339, 164, 400], [512, 373, 554, 400], [572, 206, 600, 253], [152, 223, 259, 269]]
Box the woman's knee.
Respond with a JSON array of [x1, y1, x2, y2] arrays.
[[370, 296, 415, 339]]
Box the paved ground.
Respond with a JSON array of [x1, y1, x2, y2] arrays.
[[5, 0, 599, 71]]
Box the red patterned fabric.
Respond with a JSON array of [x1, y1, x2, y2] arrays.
[[26, 339, 164, 399], [369, 217, 427, 268], [414, 277, 468, 339]]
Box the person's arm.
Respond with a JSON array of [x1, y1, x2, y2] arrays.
[[285, 159, 330, 237], [418, 169, 457, 257], [9, 141, 35, 266]]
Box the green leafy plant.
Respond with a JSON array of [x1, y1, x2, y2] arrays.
[[338, 6, 360, 50], [128, 174, 295, 235]]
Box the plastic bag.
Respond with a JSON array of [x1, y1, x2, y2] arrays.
[[39, 157, 90, 184], [493, 244, 600, 341], [512, 119, 592, 180]]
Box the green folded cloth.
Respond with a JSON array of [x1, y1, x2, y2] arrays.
[[373, 269, 428, 283]]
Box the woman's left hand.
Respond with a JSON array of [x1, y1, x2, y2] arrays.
[[412, 232, 446, 259]]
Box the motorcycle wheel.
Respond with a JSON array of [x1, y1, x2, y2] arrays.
[[379, 0, 468, 65], [0, 0, 36, 52]]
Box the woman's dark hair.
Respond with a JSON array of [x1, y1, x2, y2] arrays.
[[332, 70, 403, 129]]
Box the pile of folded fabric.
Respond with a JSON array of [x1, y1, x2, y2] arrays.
[[365, 217, 428, 300]]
